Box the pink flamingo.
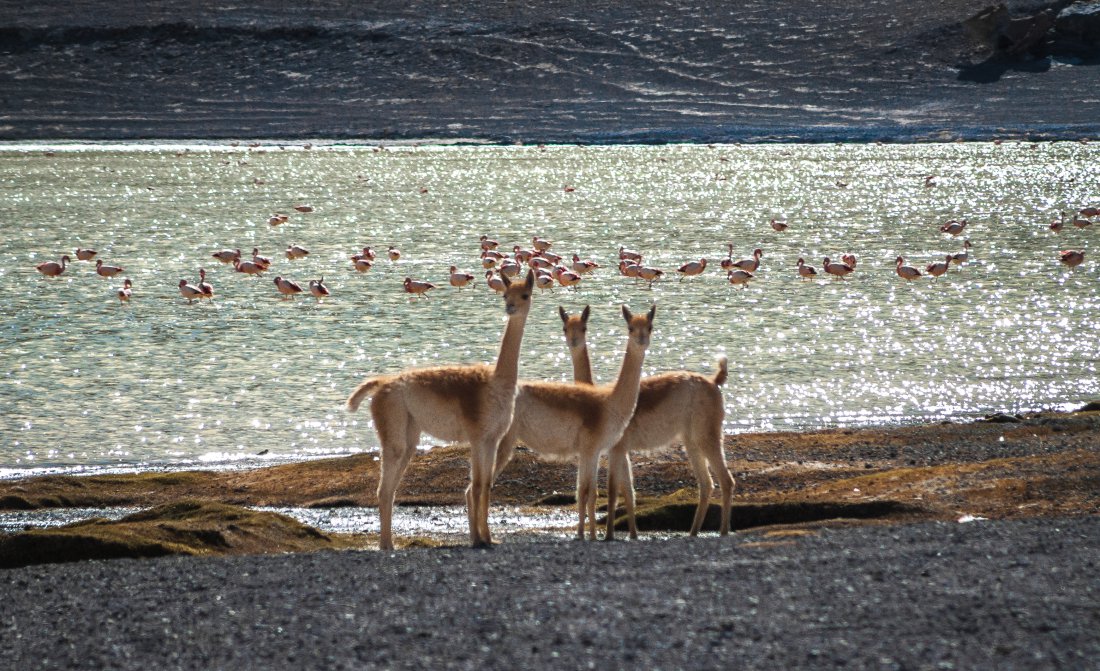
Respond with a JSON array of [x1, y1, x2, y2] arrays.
[[35, 255, 71, 277]]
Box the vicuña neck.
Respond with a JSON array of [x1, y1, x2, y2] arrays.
[[570, 346, 594, 385], [491, 312, 527, 385], [607, 343, 646, 416]]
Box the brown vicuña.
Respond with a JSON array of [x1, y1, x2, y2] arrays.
[[346, 270, 535, 550], [560, 305, 734, 539], [493, 305, 655, 540]]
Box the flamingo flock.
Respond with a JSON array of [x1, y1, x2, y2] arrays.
[[31, 203, 1096, 305]]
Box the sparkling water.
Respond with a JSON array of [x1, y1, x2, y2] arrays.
[[2, 141, 1097, 477]]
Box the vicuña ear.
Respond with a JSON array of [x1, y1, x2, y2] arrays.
[[581, 305, 590, 323], [524, 269, 535, 289], [622, 305, 633, 322], [646, 304, 657, 323], [501, 272, 512, 288], [559, 306, 569, 323]]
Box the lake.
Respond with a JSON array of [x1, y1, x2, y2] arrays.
[[1, 140, 1097, 478]]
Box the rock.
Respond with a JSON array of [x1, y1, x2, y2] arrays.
[[1078, 400, 1100, 412], [983, 412, 1023, 423], [963, 3, 1058, 57], [1055, 1, 1100, 55]]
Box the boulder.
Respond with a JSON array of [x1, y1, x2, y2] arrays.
[[964, 3, 1059, 56], [1054, 1, 1100, 55]]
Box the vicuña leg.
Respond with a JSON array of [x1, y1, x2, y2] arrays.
[[372, 392, 420, 551]]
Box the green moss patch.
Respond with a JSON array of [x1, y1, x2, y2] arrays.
[[0, 500, 362, 569]]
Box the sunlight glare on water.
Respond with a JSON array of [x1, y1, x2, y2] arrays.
[[1, 141, 1097, 476]]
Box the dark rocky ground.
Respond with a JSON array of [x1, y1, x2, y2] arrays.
[[2, 517, 1098, 670], [1, 0, 1099, 143]]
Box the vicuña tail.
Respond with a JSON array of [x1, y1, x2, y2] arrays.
[[712, 356, 729, 387], [346, 377, 388, 412]]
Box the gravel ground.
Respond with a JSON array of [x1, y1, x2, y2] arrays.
[[2, 516, 1098, 670]]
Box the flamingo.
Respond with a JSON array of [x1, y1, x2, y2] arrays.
[[75, 248, 97, 261], [534, 271, 556, 291], [498, 258, 522, 279], [619, 259, 642, 280], [823, 257, 854, 279], [485, 270, 506, 293], [179, 279, 204, 304], [234, 258, 265, 275], [309, 277, 331, 299], [512, 246, 535, 264], [212, 248, 241, 264], [1081, 207, 1099, 217], [571, 254, 600, 274], [95, 259, 124, 278], [540, 250, 563, 264], [532, 236, 552, 252], [35, 255, 71, 277], [924, 175, 936, 188], [554, 266, 583, 289], [731, 248, 763, 273], [1051, 212, 1066, 233], [352, 258, 373, 273], [293, 204, 313, 213], [274, 276, 304, 298], [940, 219, 968, 236], [197, 268, 214, 299], [895, 256, 922, 281], [1059, 250, 1085, 268], [528, 256, 554, 271], [677, 258, 707, 280], [925, 255, 951, 278], [117, 278, 133, 302], [1072, 214, 1093, 229], [796, 257, 818, 280], [351, 246, 376, 262], [448, 266, 475, 288], [726, 269, 755, 287], [950, 241, 973, 268], [841, 254, 858, 270], [770, 218, 789, 232], [387, 246, 401, 262], [251, 248, 272, 269], [636, 266, 664, 287], [618, 245, 642, 262], [285, 244, 309, 260], [479, 235, 499, 251], [268, 213, 290, 226], [720, 243, 735, 271]]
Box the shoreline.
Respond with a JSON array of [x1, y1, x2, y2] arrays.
[[2, 406, 1097, 530], [1, 400, 1092, 483]]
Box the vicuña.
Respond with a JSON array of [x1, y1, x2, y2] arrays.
[[494, 304, 655, 540], [559, 305, 734, 539], [347, 270, 535, 550]]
